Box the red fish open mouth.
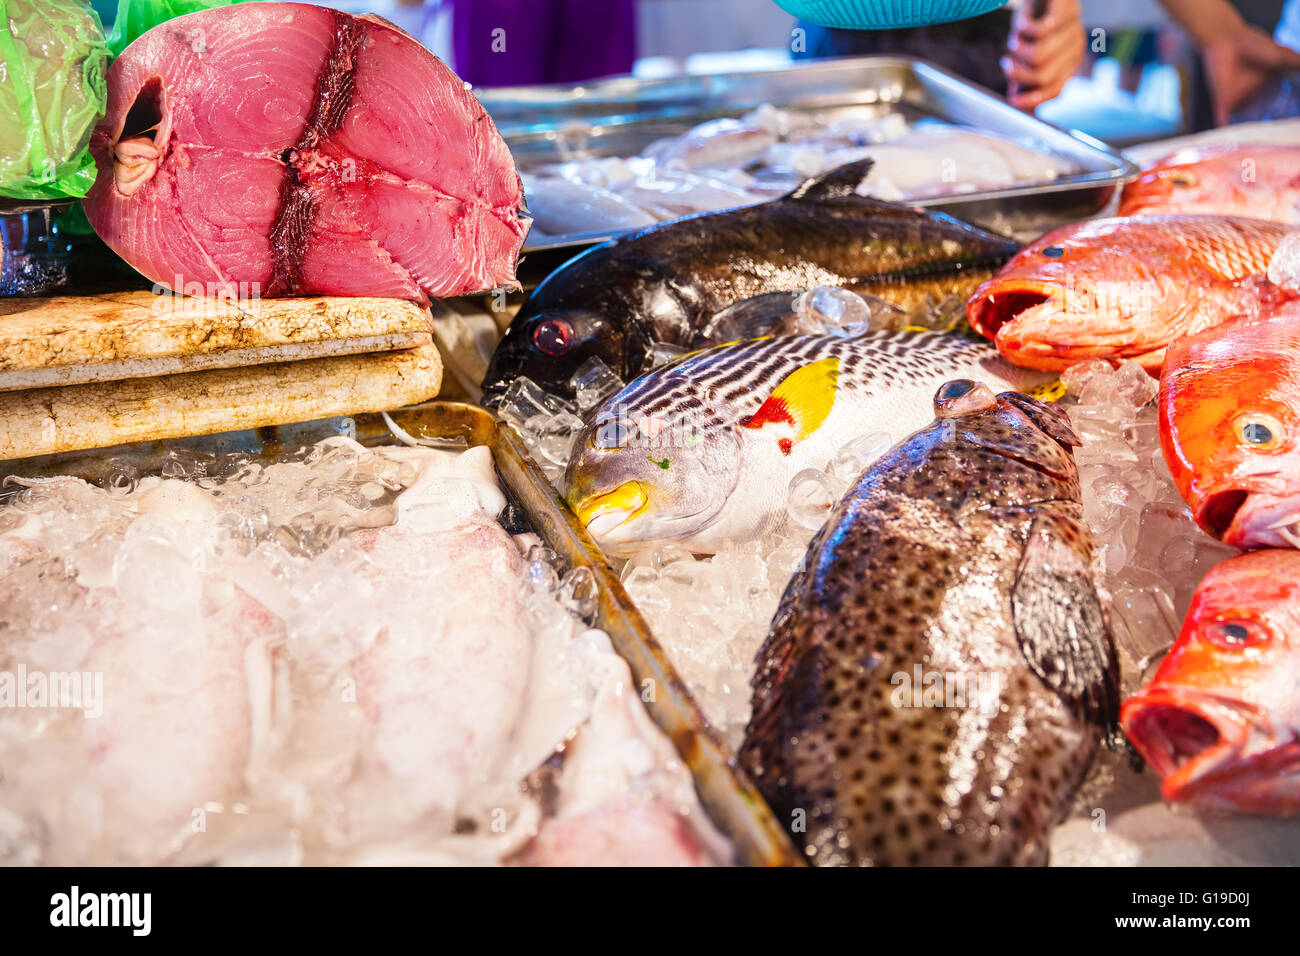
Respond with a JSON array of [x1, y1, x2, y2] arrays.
[[1199, 489, 1249, 540], [967, 281, 1059, 339], [1121, 689, 1300, 812], [1197, 487, 1300, 548]]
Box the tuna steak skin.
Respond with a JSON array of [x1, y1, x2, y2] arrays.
[[83, 3, 527, 304]]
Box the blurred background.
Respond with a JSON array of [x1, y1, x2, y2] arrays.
[[87, 0, 1296, 144]]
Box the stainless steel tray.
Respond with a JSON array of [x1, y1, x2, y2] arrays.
[[481, 55, 1138, 248], [0, 402, 803, 867]]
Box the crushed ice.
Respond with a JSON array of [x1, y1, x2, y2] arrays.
[[0, 440, 724, 866]]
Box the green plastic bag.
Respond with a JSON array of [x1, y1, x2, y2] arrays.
[[0, 0, 260, 201], [106, 0, 260, 57], [0, 0, 110, 200]]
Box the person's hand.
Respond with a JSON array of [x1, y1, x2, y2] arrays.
[[1202, 22, 1300, 124], [1002, 0, 1086, 111]]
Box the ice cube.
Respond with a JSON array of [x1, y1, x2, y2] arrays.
[[828, 432, 892, 486], [787, 469, 838, 531], [645, 341, 690, 370], [568, 357, 624, 414], [497, 377, 579, 428], [1129, 502, 1194, 574], [792, 286, 871, 336], [1111, 566, 1179, 663], [1111, 361, 1160, 409], [559, 566, 598, 622], [112, 515, 203, 612], [910, 293, 968, 332], [1061, 359, 1113, 399]]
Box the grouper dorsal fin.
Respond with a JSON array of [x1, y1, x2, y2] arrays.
[[787, 158, 877, 202]]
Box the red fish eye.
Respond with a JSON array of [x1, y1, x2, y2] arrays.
[[1205, 619, 1266, 649], [1170, 177, 1192, 187], [532, 319, 574, 356], [1041, 246, 1065, 259]]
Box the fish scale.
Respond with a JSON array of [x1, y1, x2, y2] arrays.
[[1176, 219, 1280, 277]]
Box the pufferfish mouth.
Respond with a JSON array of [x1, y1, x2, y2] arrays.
[[572, 481, 650, 539]]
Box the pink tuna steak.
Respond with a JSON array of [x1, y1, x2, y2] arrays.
[[83, 3, 526, 304]]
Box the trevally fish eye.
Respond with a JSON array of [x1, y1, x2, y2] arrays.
[[529, 311, 609, 357], [590, 411, 706, 452]]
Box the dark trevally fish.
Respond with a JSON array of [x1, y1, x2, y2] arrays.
[[740, 380, 1119, 866], [481, 159, 1019, 404]]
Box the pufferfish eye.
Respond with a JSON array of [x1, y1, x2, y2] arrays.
[[1205, 618, 1266, 649], [593, 416, 633, 450], [1233, 412, 1285, 451]]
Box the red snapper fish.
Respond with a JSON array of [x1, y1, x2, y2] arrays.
[[966, 215, 1288, 373], [1121, 550, 1300, 816], [1159, 299, 1300, 548], [1119, 144, 1300, 222]]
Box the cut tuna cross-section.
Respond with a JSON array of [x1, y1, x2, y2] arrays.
[[83, 3, 527, 305]]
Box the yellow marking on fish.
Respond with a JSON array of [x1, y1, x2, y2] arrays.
[[1028, 379, 1067, 402], [679, 334, 774, 361], [741, 357, 840, 453], [573, 480, 649, 529]]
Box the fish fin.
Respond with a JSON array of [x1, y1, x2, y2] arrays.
[[787, 158, 877, 202], [999, 392, 1082, 447], [1011, 513, 1121, 742], [741, 357, 839, 445], [696, 291, 799, 345]]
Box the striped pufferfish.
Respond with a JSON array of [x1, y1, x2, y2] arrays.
[[562, 331, 1055, 555]]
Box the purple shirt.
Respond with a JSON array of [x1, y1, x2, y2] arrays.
[[449, 0, 636, 87]]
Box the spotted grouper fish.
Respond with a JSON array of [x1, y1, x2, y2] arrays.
[[740, 380, 1120, 866], [563, 332, 1052, 556]]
